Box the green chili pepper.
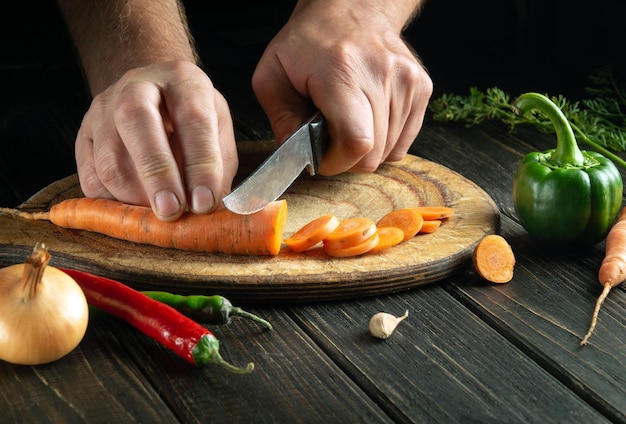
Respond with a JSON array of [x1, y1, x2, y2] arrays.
[[141, 291, 273, 330], [512, 92, 623, 247]]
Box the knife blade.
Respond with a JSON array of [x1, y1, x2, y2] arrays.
[[222, 111, 329, 215]]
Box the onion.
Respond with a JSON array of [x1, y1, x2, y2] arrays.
[[0, 243, 89, 365]]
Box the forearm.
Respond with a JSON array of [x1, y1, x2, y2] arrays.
[[292, 0, 425, 33], [57, 0, 198, 95]]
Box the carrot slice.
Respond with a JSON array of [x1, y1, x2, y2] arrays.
[[284, 214, 340, 252], [472, 234, 515, 283], [418, 220, 442, 234], [410, 206, 454, 220], [376, 209, 424, 241], [323, 217, 377, 250], [325, 231, 380, 257], [370, 227, 404, 252]]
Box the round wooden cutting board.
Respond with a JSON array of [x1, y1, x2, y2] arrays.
[[0, 143, 499, 304]]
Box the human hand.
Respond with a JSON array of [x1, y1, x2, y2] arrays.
[[75, 61, 238, 221], [252, 0, 432, 175]]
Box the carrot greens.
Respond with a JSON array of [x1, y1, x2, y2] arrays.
[[429, 68, 626, 169]]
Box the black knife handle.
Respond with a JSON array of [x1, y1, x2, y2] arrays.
[[308, 111, 329, 175]]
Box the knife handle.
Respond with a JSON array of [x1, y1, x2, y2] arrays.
[[307, 112, 329, 175]]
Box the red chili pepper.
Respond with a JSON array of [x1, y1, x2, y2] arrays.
[[60, 268, 253, 374]]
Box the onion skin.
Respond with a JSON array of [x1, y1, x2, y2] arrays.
[[0, 246, 89, 365]]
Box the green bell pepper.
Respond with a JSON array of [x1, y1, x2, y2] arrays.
[[512, 92, 623, 247]]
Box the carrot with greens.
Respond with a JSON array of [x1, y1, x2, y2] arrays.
[[472, 234, 516, 283], [410, 206, 454, 220], [60, 267, 254, 373], [370, 227, 404, 252], [377, 209, 424, 241], [0, 198, 287, 256], [581, 206, 626, 345], [323, 217, 377, 250], [284, 214, 340, 252]]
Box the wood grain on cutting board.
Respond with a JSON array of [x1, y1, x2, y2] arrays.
[[0, 142, 499, 303]]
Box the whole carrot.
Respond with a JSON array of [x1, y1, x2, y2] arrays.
[[60, 267, 254, 373], [1, 198, 287, 256], [581, 206, 626, 345]]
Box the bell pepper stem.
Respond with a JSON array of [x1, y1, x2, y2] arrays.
[[570, 123, 626, 169], [514, 92, 585, 167]]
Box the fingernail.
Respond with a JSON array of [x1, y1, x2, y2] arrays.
[[154, 190, 182, 220], [191, 186, 217, 214]]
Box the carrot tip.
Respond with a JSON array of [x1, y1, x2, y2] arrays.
[[580, 283, 613, 346]]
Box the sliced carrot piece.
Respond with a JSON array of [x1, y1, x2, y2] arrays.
[[376, 209, 424, 241], [323, 217, 377, 250], [370, 227, 404, 252], [410, 206, 454, 220], [284, 214, 340, 252], [472, 234, 515, 283], [418, 220, 442, 234], [325, 231, 380, 257]]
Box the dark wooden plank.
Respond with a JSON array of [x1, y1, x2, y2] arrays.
[[450, 214, 626, 423], [110, 309, 394, 423], [287, 287, 609, 423], [1, 317, 179, 423], [414, 120, 626, 422]]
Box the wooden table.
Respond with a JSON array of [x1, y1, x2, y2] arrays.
[[2, 2, 625, 421], [2, 115, 625, 424]]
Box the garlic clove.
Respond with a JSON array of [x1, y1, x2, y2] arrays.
[[369, 310, 409, 339]]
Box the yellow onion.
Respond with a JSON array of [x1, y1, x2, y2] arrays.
[[0, 243, 89, 365]]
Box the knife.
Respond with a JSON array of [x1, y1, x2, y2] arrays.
[[222, 111, 329, 215]]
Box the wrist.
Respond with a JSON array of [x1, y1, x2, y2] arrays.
[[59, 0, 198, 95], [292, 0, 424, 33]]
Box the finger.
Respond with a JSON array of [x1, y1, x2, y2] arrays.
[[252, 57, 315, 144], [114, 79, 186, 221], [164, 74, 238, 214], [386, 72, 433, 162], [76, 103, 146, 203], [312, 83, 380, 175], [75, 120, 112, 200], [386, 50, 433, 161]]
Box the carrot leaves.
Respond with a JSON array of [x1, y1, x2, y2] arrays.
[[429, 67, 626, 169]]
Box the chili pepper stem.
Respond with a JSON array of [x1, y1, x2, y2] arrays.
[[192, 334, 254, 373], [141, 291, 273, 329], [218, 357, 255, 374], [514, 92, 585, 167], [231, 307, 273, 331]]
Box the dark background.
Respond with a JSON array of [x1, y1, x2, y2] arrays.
[[1, 0, 624, 206]]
